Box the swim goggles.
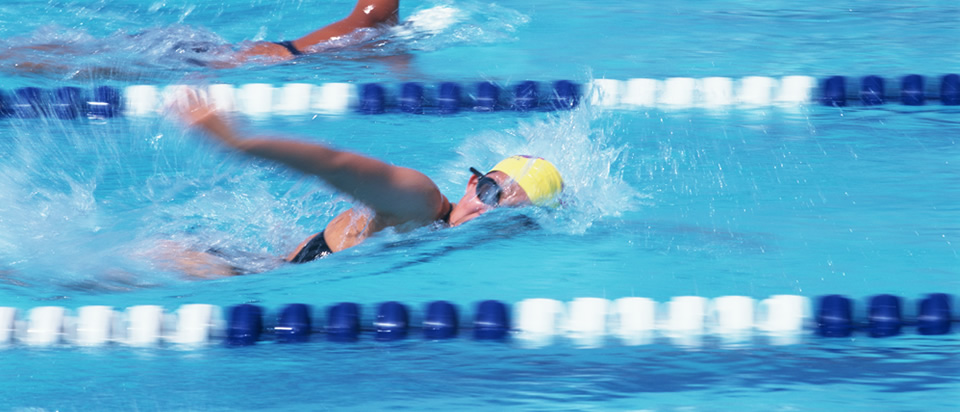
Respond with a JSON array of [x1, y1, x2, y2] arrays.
[[469, 167, 502, 207]]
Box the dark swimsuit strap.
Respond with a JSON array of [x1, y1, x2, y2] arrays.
[[439, 199, 453, 224], [289, 231, 333, 263], [291, 200, 453, 264], [274, 40, 303, 56]]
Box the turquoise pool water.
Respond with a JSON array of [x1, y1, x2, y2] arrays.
[[0, 0, 958, 410]]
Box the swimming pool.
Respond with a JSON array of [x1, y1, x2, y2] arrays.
[[1, 0, 958, 410]]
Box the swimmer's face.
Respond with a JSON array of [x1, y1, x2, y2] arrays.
[[448, 171, 531, 227]]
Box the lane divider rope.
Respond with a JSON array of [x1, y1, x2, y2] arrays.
[[0, 293, 953, 348], [1, 75, 958, 120]]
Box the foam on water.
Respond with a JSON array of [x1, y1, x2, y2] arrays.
[[0, 119, 145, 290], [0, 113, 344, 291], [390, 1, 529, 49]]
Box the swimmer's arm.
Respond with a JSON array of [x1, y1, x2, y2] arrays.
[[181, 105, 443, 223], [243, 139, 445, 223], [293, 0, 399, 50]]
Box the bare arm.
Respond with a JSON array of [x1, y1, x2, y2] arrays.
[[293, 0, 399, 50], [232, 0, 399, 63], [175, 91, 445, 224]]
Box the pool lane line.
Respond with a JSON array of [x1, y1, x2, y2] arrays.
[[0, 74, 958, 120], [0, 294, 954, 348]]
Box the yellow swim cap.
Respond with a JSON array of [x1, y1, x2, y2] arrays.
[[489, 155, 564, 207]]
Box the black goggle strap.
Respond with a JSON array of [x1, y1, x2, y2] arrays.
[[469, 167, 485, 178]]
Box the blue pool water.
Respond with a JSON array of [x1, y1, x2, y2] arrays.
[[1, 0, 958, 410]]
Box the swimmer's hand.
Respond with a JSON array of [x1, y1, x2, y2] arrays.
[[171, 88, 246, 150]]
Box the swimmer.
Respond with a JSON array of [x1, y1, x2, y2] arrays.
[[2, 0, 401, 74], [171, 90, 563, 276], [226, 0, 400, 66]]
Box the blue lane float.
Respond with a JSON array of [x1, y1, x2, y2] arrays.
[[437, 82, 461, 114], [399, 82, 424, 114], [423, 300, 459, 340], [89, 85, 121, 118], [512, 81, 539, 112], [917, 293, 952, 335], [901, 74, 925, 106], [326, 302, 361, 342], [552, 80, 579, 110], [0, 90, 12, 116], [860, 75, 885, 106], [474, 81, 500, 111], [821, 76, 847, 107], [13, 87, 43, 118], [359, 83, 386, 114], [374, 301, 410, 341], [868, 294, 902, 338], [227, 304, 263, 346], [941, 74, 960, 105], [817, 295, 853, 337], [276, 303, 312, 343], [473, 300, 510, 341], [53, 86, 83, 119]]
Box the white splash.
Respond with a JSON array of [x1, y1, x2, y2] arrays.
[[399, 5, 463, 35], [449, 99, 645, 235]]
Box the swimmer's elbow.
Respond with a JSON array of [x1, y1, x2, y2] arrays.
[[401, 180, 447, 223], [363, 171, 444, 224], [354, 0, 399, 26]]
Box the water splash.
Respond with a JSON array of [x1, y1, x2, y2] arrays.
[[0, 24, 231, 81], [386, 1, 530, 52], [449, 100, 645, 235], [0, 114, 348, 290], [0, 119, 148, 291]]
